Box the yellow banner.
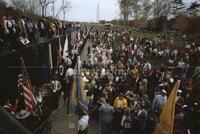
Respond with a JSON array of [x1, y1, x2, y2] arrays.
[[154, 80, 180, 134]]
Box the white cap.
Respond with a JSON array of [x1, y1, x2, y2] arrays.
[[162, 89, 167, 94], [170, 78, 174, 83], [183, 105, 188, 108], [177, 90, 182, 94]]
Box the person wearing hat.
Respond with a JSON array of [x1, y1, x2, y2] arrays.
[[16, 109, 31, 129], [152, 89, 167, 116], [114, 93, 128, 110], [175, 90, 185, 114], [16, 110, 31, 120], [176, 90, 184, 105], [113, 93, 128, 130]]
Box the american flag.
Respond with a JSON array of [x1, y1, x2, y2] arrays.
[[18, 58, 37, 114]]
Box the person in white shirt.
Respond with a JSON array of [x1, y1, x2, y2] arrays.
[[66, 67, 74, 80], [144, 62, 152, 71], [65, 66, 74, 103], [78, 109, 89, 134], [50, 76, 62, 109], [101, 67, 106, 78], [50, 76, 62, 93], [65, 66, 74, 87], [152, 89, 167, 115]]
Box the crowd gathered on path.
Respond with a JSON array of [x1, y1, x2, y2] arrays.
[[1, 14, 200, 134], [73, 25, 200, 134], [0, 15, 89, 52]]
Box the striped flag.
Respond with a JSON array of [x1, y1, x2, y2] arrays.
[[18, 57, 37, 115]]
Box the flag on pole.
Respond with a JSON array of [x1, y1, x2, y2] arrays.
[[18, 57, 37, 115], [76, 31, 82, 48], [56, 37, 63, 68], [77, 56, 81, 99], [58, 36, 62, 57], [63, 34, 69, 59], [67, 63, 77, 115], [67, 56, 88, 115], [154, 80, 180, 134], [77, 56, 88, 112], [48, 43, 53, 69]]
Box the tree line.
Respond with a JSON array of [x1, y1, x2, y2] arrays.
[[0, 0, 71, 20], [117, 0, 200, 33]]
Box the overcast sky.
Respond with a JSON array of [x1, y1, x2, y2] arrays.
[[58, 0, 120, 22], [5, 0, 196, 22], [56, 0, 195, 22]]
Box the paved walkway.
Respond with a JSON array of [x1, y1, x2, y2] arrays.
[[41, 41, 100, 134], [80, 40, 91, 63]]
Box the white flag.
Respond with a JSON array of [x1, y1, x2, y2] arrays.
[[58, 37, 62, 56], [63, 34, 69, 59]]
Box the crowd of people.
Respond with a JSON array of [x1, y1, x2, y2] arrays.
[[0, 14, 90, 133], [0, 15, 89, 53], [1, 14, 200, 133], [74, 25, 200, 134]]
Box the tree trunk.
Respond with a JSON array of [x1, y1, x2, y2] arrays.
[[42, 7, 45, 17]]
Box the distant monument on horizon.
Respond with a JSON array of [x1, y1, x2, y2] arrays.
[[97, 1, 100, 23]]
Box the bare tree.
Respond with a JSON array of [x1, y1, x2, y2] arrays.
[[171, 0, 185, 18], [141, 0, 152, 19], [152, 0, 164, 19], [39, 0, 51, 17], [11, 0, 29, 12], [118, 0, 134, 26], [11, 0, 40, 15], [152, 0, 185, 19], [186, 1, 200, 16], [0, 0, 7, 6], [132, 0, 141, 20], [55, 0, 71, 20], [28, 0, 41, 14], [136, 0, 152, 28], [161, 0, 185, 18]]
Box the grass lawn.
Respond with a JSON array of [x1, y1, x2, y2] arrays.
[[131, 31, 185, 48], [113, 30, 186, 68]]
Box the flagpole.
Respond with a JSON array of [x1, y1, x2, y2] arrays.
[[48, 43, 53, 69], [20, 57, 33, 90]]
